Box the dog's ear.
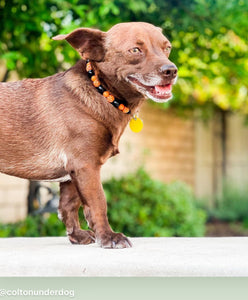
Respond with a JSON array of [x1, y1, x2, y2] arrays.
[[52, 28, 106, 61]]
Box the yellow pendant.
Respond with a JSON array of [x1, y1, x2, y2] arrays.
[[129, 116, 143, 133]]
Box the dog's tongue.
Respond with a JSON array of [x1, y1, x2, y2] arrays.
[[154, 84, 172, 94]]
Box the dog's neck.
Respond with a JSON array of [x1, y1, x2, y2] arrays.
[[93, 61, 145, 112], [63, 60, 145, 145], [65, 60, 145, 118], [86, 60, 131, 115]]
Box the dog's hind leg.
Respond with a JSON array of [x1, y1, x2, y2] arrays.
[[59, 181, 95, 244]]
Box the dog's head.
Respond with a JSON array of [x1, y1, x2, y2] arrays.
[[53, 22, 177, 103]]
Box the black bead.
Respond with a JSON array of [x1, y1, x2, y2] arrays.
[[87, 70, 95, 78], [127, 110, 131, 114], [97, 85, 105, 94], [112, 100, 120, 108]]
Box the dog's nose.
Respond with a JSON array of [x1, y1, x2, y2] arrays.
[[160, 64, 178, 78]]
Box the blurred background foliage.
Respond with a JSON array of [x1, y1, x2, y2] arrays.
[[104, 169, 206, 237], [0, 0, 247, 237], [0, 0, 247, 118], [0, 169, 206, 237]]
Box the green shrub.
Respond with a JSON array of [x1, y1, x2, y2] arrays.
[[104, 169, 206, 237], [0, 169, 206, 237], [0, 214, 66, 238], [209, 183, 248, 223]]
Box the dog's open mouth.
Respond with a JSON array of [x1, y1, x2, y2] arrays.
[[127, 76, 174, 102]]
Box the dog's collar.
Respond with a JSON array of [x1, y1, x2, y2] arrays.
[[86, 60, 131, 114]]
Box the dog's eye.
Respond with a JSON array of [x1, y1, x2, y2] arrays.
[[164, 46, 171, 53], [129, 47, 142, 54]]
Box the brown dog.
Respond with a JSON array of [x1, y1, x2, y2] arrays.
[[0, 22, 177, 248]]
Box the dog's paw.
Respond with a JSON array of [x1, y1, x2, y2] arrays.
[[97, 232, 132, 249], [68, 229, 95, 245]]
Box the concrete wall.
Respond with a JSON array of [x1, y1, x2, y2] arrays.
[[194, 113, 224, 205], [226, 114, 248, 186], [194, 112, 248, 205], [0, 174, 28, 223]]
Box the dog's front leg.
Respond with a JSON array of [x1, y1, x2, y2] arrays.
[[70, 165, 132, 249]]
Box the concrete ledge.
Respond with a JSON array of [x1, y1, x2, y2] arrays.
[[0, 237, 248, 277]]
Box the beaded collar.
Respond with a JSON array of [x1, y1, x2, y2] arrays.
[[86, 60, 131, 114]]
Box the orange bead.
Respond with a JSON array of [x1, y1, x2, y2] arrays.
[[86, 62, 92, 71], [107, 95, 115, 103], [91, 75, 98, 82], [118, 104, 125, 111], [93, 80, 101, 87], [123, 107, 130, 114], [103, 91, 110, 98]]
